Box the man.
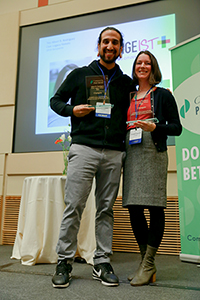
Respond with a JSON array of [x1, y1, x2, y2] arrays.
[[50, 27, 134, 288]]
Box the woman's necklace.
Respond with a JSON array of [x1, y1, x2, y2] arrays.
[[138, 86, 152, 92], [137, 85, 154, 98]]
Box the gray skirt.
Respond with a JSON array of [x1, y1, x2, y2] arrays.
[[122, 130, 168, 208]]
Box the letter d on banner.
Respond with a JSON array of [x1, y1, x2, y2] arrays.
[[182, 148, 189, 161]]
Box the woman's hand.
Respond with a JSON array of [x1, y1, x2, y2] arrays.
[[73, 104, 95, 117], [134, 120, 156, 132]]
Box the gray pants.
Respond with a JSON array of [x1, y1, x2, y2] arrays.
[[56, 144, 124, 265]]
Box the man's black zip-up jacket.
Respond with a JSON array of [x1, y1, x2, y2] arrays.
[[50, 60, 134, 151]]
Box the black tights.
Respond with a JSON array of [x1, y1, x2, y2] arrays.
[[128, 205, 165, 248]]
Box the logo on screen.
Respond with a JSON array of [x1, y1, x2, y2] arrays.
[[157, 36, 171, 48]]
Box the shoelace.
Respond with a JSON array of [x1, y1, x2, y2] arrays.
[[101, 263, 114, 274], [56, 262, 71, 275]]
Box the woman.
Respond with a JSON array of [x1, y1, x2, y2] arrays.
[[123, 50, 182, 286]]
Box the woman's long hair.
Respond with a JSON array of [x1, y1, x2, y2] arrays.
[[132, 50, 162, 86]]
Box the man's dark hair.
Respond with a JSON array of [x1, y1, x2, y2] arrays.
[[98, 27, 124, 48]]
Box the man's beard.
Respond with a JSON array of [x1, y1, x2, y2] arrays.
[[99, 50, 120, 64]]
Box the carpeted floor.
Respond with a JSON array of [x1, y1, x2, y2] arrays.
[[0, 245, 200, 300]]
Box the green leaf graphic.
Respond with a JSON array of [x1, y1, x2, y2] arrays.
[[185, 99, 190, 113]]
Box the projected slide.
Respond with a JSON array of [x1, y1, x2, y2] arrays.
[[36, 13, 175, 135]]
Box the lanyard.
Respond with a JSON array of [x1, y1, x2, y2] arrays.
[[134, 87, 153, 119], [96, 62, 117, 99]]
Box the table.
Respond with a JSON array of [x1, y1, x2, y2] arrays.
[[11, 176, 96, 266]]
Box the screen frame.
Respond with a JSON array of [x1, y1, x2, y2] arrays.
[[13, 0, 200, 153]]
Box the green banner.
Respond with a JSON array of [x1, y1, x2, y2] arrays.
[[171, 36, 200, 262]]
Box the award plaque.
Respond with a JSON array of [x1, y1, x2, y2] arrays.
[[126, 91, 159, 125], [86, 75, 110, 107]]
